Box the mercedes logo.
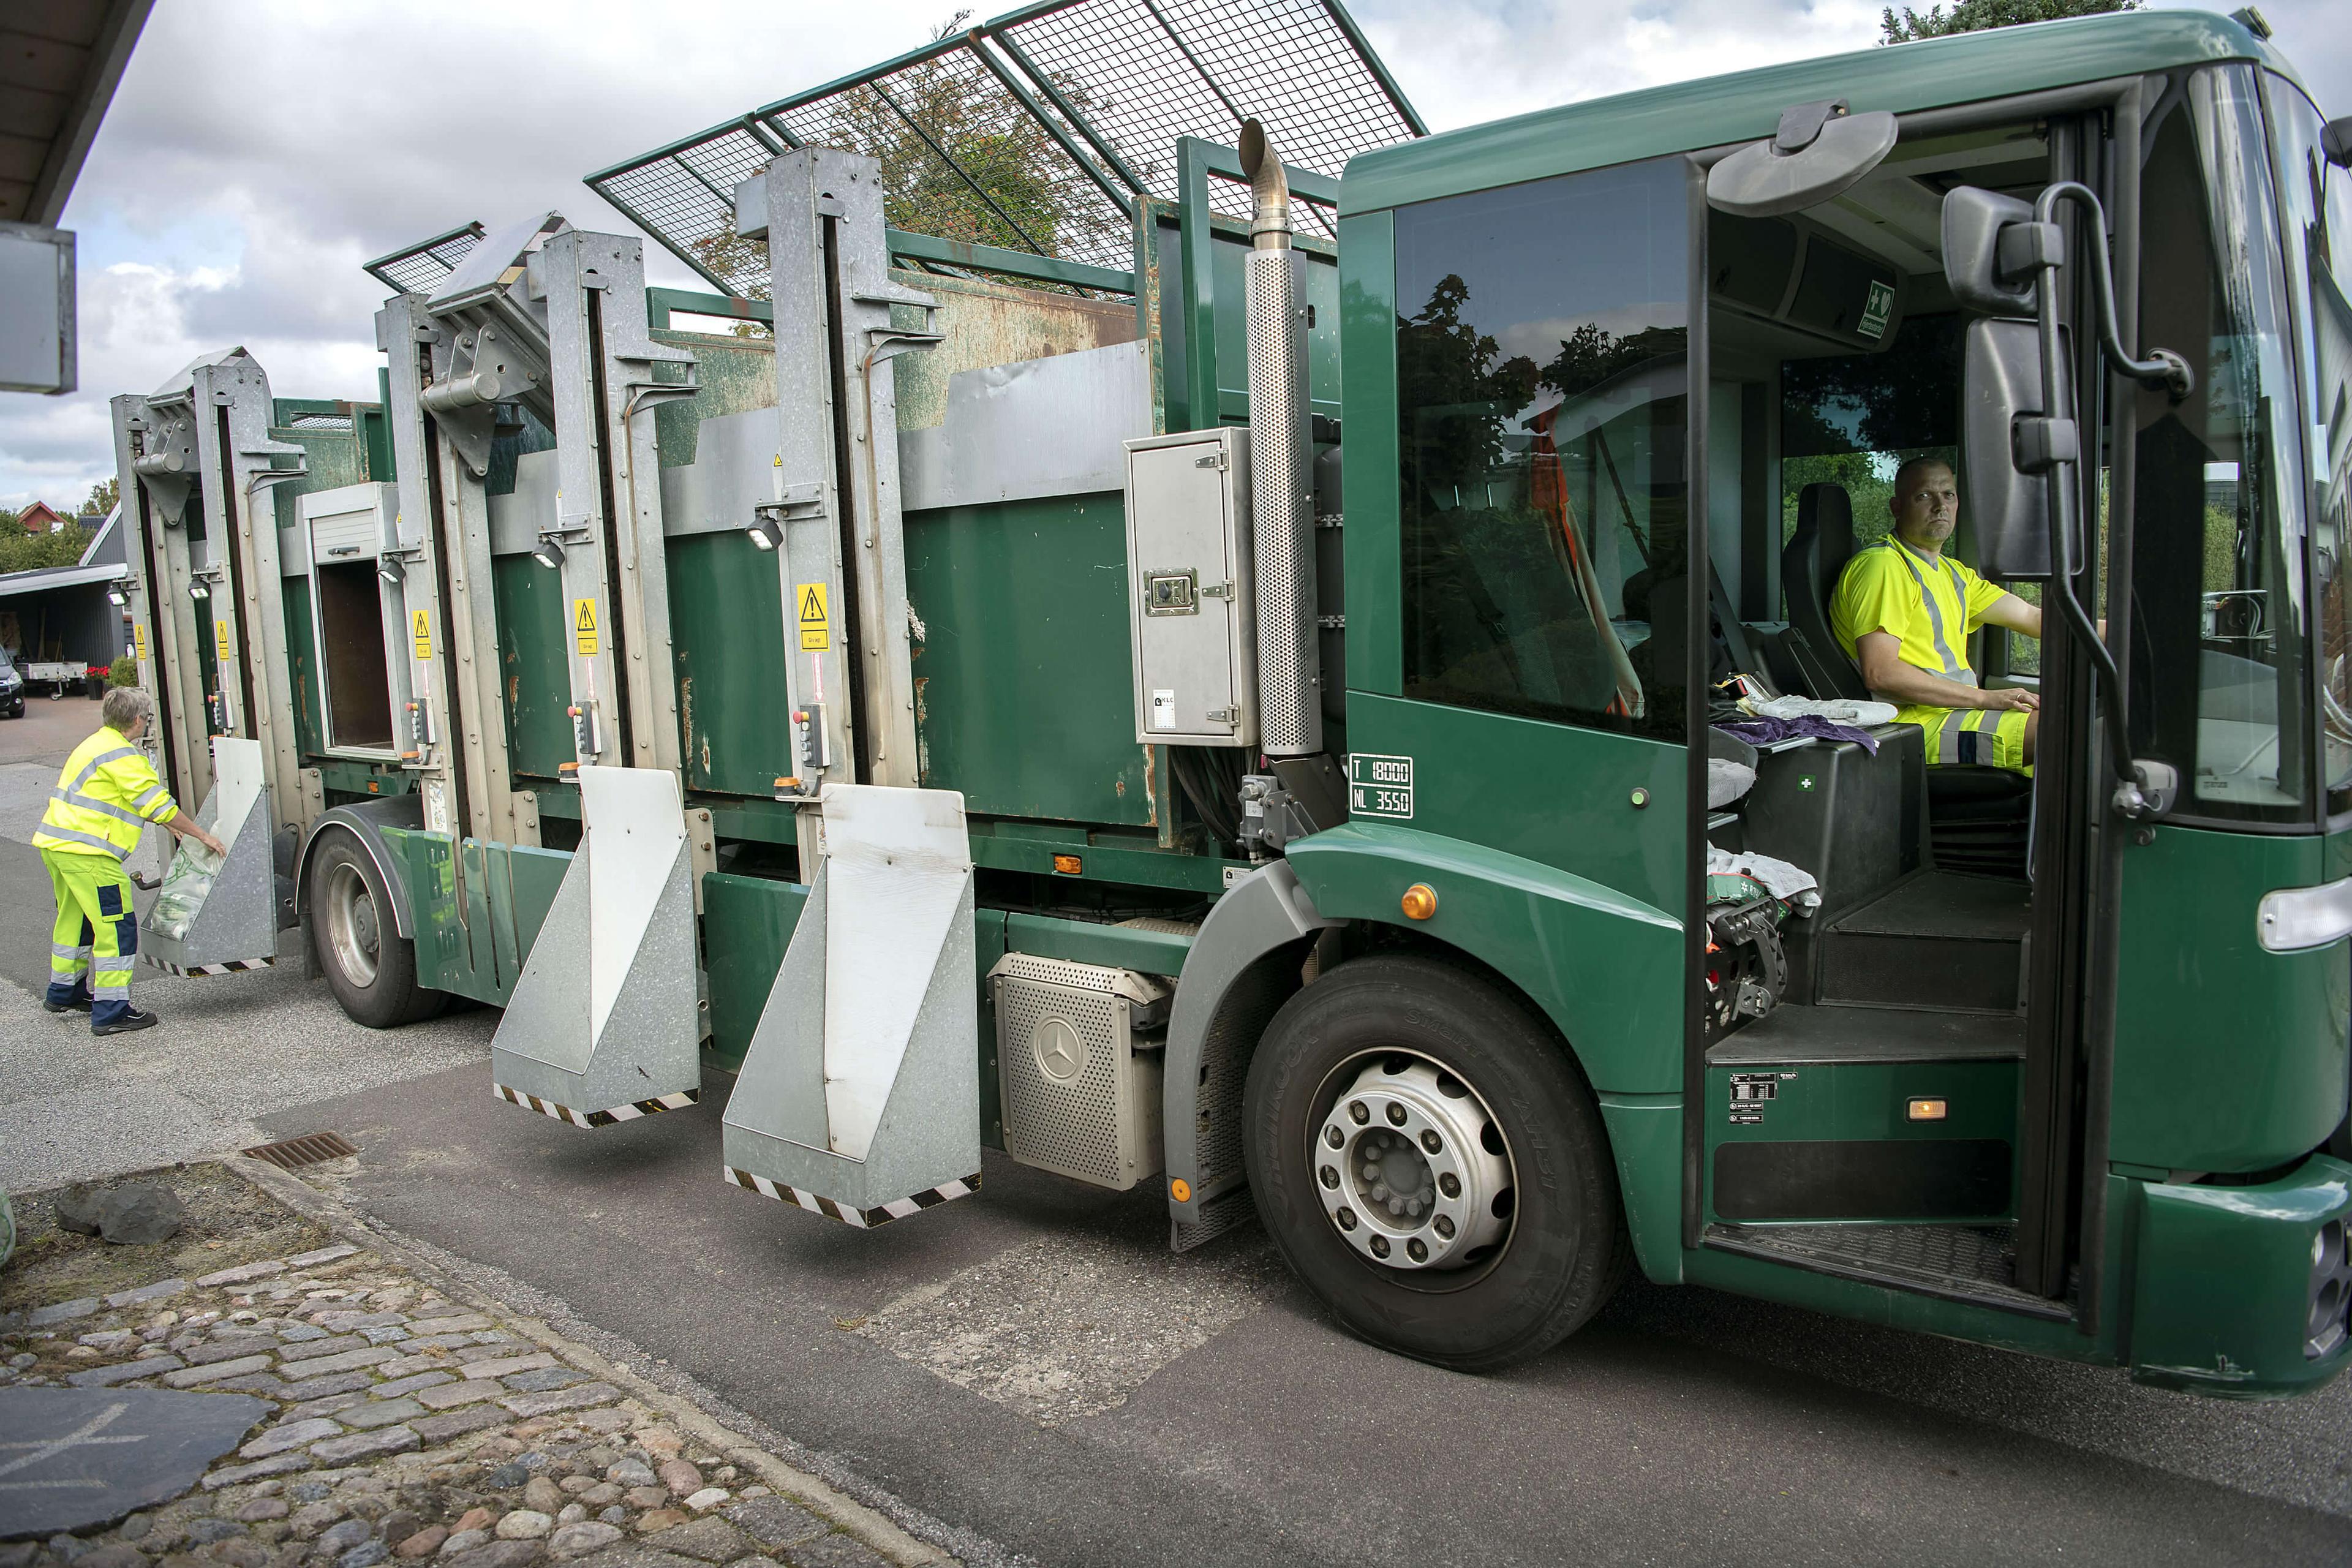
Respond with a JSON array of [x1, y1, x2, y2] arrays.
[[1030, 1015, 1088, 1082]]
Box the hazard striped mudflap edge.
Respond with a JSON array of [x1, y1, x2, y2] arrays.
[[492, 1082, 699, 1128], [144, 956, 274, 976], [722, 1165, 981, 1229]]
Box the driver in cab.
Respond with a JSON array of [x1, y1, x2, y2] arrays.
[[1830, 456, 2043, 773]]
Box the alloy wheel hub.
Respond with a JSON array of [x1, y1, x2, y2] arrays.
[[1312, 1055, 1513, 1271]]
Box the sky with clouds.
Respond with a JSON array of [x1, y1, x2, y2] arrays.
[[4, 0, 2345, 513]]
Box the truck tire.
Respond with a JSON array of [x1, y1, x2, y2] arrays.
[[308, 829, 446, 1029], [1242, 953, 1623, 1371]]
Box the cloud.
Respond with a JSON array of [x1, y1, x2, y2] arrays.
[[5, 0, 2345, 513]]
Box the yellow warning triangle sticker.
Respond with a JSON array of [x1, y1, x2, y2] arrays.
[[799, 586, 824, 623], [576, 600, 597, 631]]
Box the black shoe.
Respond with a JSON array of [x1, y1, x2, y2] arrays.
[[92, 1008, 159, 1036], [44, 995, 92, 1014]]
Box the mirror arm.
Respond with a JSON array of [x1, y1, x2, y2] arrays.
[[2015, 181, 2182, 820]]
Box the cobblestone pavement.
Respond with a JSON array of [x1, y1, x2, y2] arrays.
[[0, 1161, 949, 1568]]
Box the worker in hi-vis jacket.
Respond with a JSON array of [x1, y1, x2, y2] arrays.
[[34, 685, 226, 1035]]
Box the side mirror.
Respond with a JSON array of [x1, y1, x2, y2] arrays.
[[2324, 118, 2352, 170], [1942, 186, 2039, 317], [1962, 317, 2074, 581], [1707, 98, 1899, 219]]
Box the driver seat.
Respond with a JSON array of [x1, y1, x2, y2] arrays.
[[1781, 482, 2030, 875]]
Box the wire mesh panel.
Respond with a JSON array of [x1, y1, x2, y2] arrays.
[[1000, 0, 1412, 239], [363, 223, 488, 296], [584, 0, 1422, 296]]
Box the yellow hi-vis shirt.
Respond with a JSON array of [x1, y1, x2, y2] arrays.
[[1830, 538, 2029, 771], [33, 725, 181, 860]]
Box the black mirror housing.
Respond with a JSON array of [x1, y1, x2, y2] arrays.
[[1963, 317, 2073, 581], [2324, 117, 2352, 170], [1943, 186, 2039, 317]]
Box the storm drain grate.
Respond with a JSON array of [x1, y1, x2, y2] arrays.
[[243, 1132, 358, 1169]]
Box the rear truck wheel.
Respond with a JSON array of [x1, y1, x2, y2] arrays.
[[1243, 953, 1624, 1372], [309, 829, 446, 1029]]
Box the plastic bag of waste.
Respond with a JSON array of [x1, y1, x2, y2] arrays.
[[149, 837, 225, 941]]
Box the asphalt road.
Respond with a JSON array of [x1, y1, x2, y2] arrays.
[[6, 705, 2350, 1566]]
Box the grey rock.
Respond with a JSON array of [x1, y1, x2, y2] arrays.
[[560, 1550, 697, 1568], [715, 1502, 823, 1555], [281, 1391, 370, 1423], [411, 1406, 505, 1446], [497, 1370, 584, 1395], [279, 1371, 378, 1403], [186, 1337, 279, 1366], [202, 1453, 314, 1491], [486, 1464, 529, 1488], [317, 1522, 374, 1556], [164, 1356, 273, 1389], [206, 1373, 291, 1398], [239, 1499, 292, 1522], [104, 1278, 190, 1309], [439, 1544, 543, 1568], [194, 1261, 287, 1287], [75, 1546, 148, 1568], [187, 1521, 248, 1544], [277, 1325, 329, 1344], [340, 1544, 389, 1568], [28, 1298, 100, 1327], [438, 1532, 491, 1557], [283, 1245, 361, 1268], [516, 1453, 549, 1473], [492, 1514, 551, 1542], [55, 1183, 105, 1235], [339, 1399, 424, 1431], [359, 1326, 411, 1346], [276, 1349, 394, 1381], [96, 1185, 187, 1246], [641, 1520, 745, 1565], [544, 1523, 621, 1559], [310, 1427, 420, 1464], [371, 1371, 454, 1400], [288, 1483, 334, 1504], [68, 1355, 183, 1387], [49, 1533, 86, 1563], [595, 1511, 627, 1527], [496, 1385, 617, 1420], [243, 1418, 345, 1460], [0, 1385, 270, 1536], [0, 1545, 32, 1568], [120, 1516, 152, 1540], [601, 1462, 654, 1489]]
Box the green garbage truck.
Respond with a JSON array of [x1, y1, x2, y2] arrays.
[[107, 2, 2352, 1393]]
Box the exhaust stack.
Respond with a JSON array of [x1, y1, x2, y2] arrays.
[[1237, 120, 1321, 757]]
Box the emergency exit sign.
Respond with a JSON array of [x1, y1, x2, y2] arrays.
[[1347, 753, 1414, 820]]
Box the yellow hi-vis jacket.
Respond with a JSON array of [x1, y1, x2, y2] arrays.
[[33, 725, 182, 860]]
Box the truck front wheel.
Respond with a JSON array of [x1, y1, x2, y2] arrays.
[[309, 830, 447, 1029], [1242, 953, 1623, 1371]]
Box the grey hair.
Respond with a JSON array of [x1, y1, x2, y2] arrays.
[[102, 685, 154, 733]]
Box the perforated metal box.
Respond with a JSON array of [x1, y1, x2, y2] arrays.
[[1123, 427, 1254, 747], [989, 953, 1167, 1190]]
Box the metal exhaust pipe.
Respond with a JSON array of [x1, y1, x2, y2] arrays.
[[1237, 119, 1321, 757]]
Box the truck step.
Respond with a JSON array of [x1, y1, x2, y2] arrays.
[[1814, 871, 2029, 1013]]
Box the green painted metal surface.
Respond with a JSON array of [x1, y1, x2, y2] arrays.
[[1338, 210, 1400, 696], [1341, 692, 1687, 914], [701, 870, 809, 1072], [2110, 824, 2352, 1172], [668, 529, 796, 798], [904, 492, 1154, 827], [1340, 11, 2291, 217], [280, 574, 323, 760], [1288, 820, 1682, 1095], [385, 826, 568, 1007], [651, 334, 777, 467], [1705, 1060, 2021, 1225], [2127, 1156, 2352, 1396], [492, 556, 571, 781], [1175, 137, 1341, 432], [1599, 1093, 1683, 1284]]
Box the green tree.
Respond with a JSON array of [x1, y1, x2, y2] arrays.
[[1880, 0, 2137, 44], [0, 523, 91, 573], [83, 476, 119, 516]]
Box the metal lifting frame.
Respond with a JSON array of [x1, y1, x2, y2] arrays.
[[372, 215, 698, 841], [582, 0, 1423, 299], [110, 350, 309, 824]]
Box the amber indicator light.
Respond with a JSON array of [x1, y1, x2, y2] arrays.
[[1052, 853, 1084, 875], [1907, 1098, 1948, 1121], [1170, 1178, 1193, 1202], [1401, 883, 1439, 921]]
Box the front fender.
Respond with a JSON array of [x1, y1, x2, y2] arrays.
[[1285, 822, 1683, 1095]]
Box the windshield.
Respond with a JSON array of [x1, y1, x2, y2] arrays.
[[2127, 64, 2313, 824], [2265, 74, 2352, 817]]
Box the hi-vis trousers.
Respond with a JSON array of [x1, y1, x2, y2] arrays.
[[43, 847, 137, 1028]]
